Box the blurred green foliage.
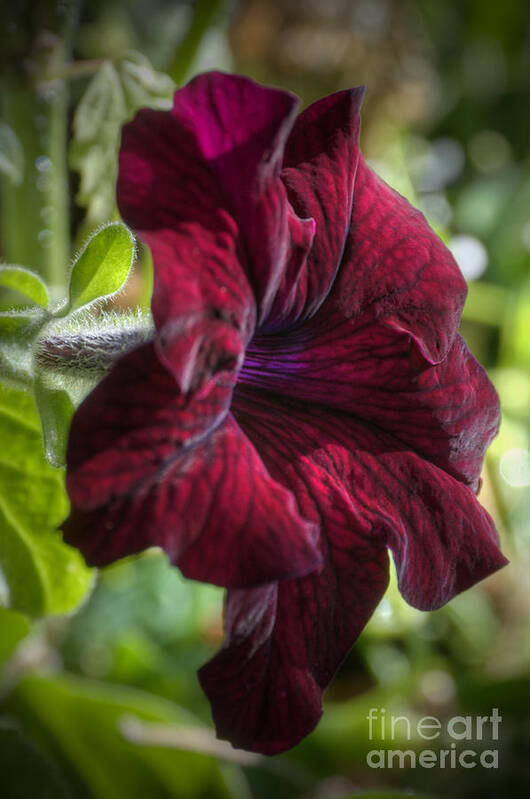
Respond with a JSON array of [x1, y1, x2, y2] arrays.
[[0, 1, 528, 798]]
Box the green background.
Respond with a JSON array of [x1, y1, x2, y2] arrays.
[[0, 1, 528, 798]]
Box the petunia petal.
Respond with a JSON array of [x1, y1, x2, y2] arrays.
[[200, 532, 387, 755], [136, 228, 251, 392], [241, 324, 499, 491], [198, 389, 507, 753], [118, 100, 257, 374], [118, 72, 312, 329], [266, 87, 364, 329], [199, 488, 388, 755], [332, 155, 468, 364], [242, 118, 486, 485], [63, 343, 321, 587], [233, 388, 506, 611]]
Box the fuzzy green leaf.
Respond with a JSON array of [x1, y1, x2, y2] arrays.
[[0, 339, 33, 389], [0, 308, 46, 336], [0, 312, 41, 389], [66, 223, 135, 313], [0, 383, 93, 616], [0, 308, 49, 390], [0, 264, 49, 308], [34, 373, 75, 468]]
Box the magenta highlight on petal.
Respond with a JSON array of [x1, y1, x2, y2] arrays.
[[63, 71, 507, 756]]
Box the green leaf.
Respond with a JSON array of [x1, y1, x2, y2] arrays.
[[34, 373, 75, 468], [9, 674, 238, 799], [0, 308, 46, 336], [65, 223, 135, 313], [0, 120, 24, 185], [0, 315, 43, 389], [0, 264, 49, 308], [60, 549, 221, 704], [0, 308, 48, 390], [73, 61, 127, 146], [70, 54, 174, 228], [0, 335, 34, 388], [0, 726, 72, 799], [0, 607, 30, 666], [119, 51, 175, 109], [69, 61, 127, 227], [0, 383, 93, 616], [342, 794, 443, 799]]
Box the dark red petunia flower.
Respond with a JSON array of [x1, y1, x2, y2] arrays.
[[63, 72, 507, 754]]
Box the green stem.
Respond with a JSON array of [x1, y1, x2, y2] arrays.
[[168, 0, 226, 85], [49, 58, 105, 81], [0, 1, 81, 290], [0, 81, 68, 289]]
